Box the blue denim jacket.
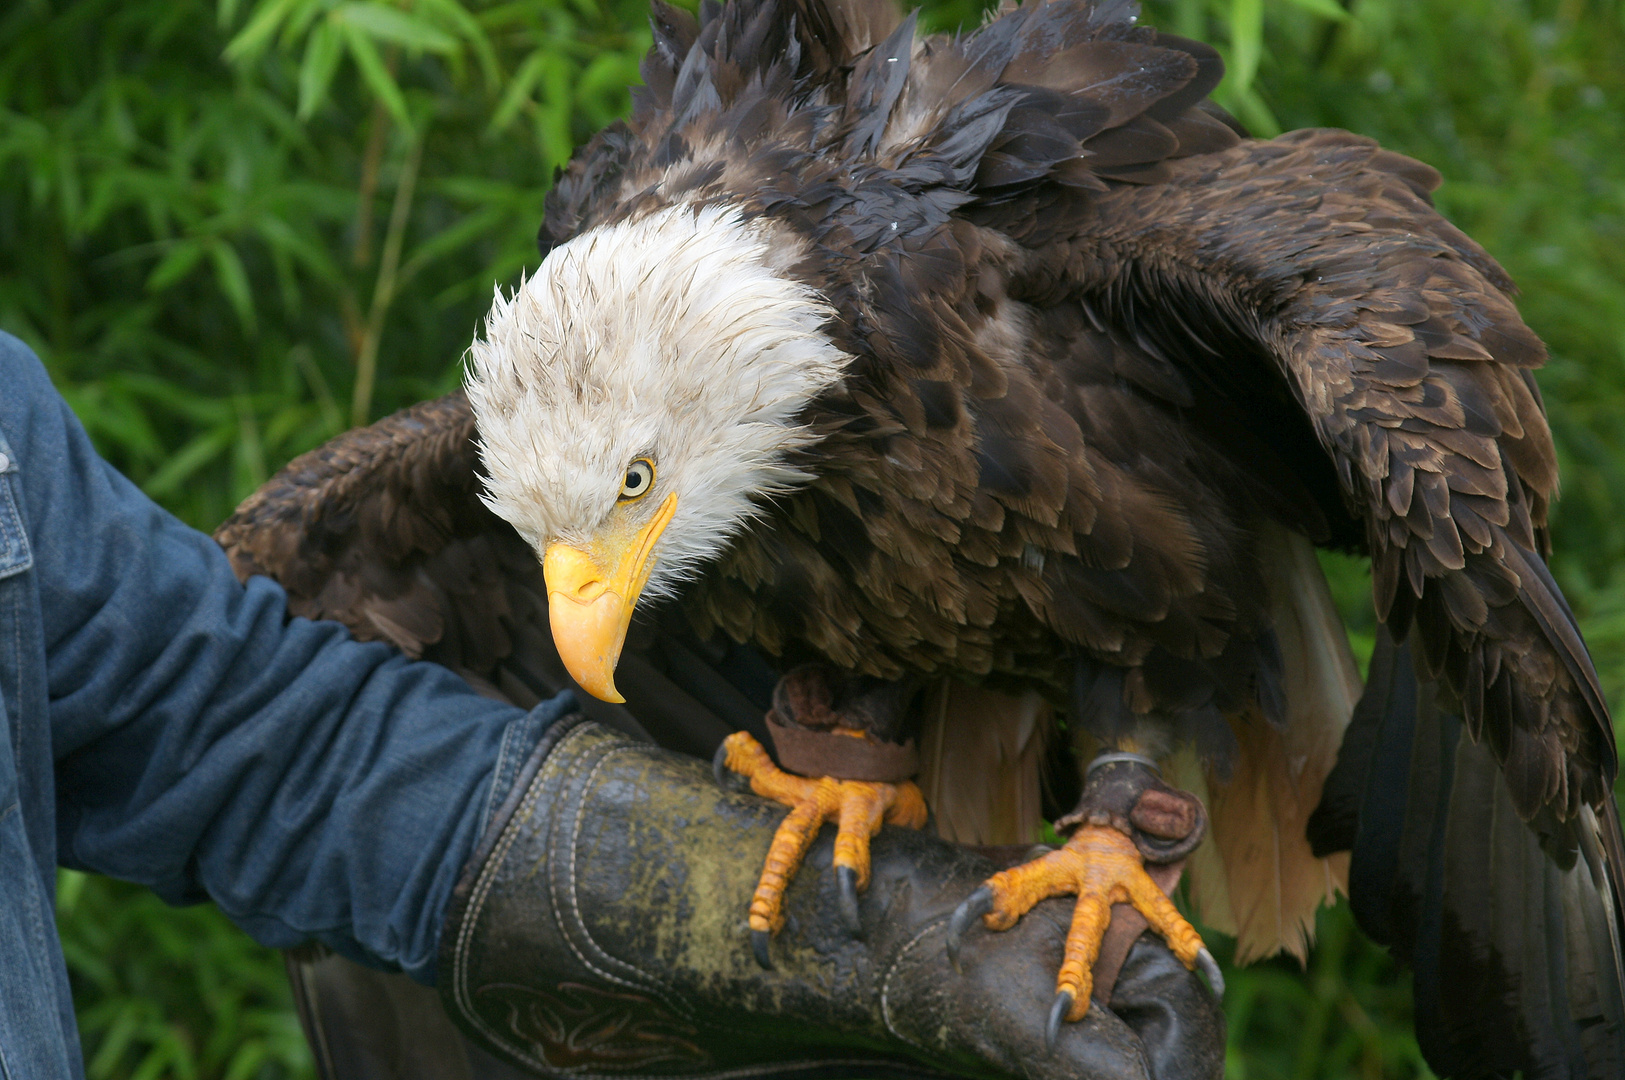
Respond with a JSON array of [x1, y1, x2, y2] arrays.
[[0, 332, 568, 1078]]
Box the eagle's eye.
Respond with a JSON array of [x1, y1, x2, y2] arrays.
[[619, 459, 655, 501]]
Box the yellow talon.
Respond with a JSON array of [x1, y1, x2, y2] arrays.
[[976, 824, 1204, 1021], [720, 731, 927, 934]]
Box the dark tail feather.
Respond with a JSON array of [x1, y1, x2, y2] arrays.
[[1309, 628, 1625, 1079]]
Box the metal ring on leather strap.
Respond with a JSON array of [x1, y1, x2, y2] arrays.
[[1085, 750, 1161, 777]]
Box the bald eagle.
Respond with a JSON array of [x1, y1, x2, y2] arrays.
[[219, 0, 1625, 1075]]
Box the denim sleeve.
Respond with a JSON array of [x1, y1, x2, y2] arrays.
[[2, 335, 569, 985]]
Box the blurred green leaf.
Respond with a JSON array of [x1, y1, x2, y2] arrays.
[[147, 240, 208, 292], [295, 19, 344, 119], [1229, 0, 1264, 90], [487, 46, 547, 133], [142, 424, 237, 497], [421, 0, 499, 83], [222, 0, 309, 63], [1277, 0, 1347, 21], [341, 19, 412, 128], [208, 240, 256, 333], [340, 2, 459, 52], [58, 873, 310, 1080]]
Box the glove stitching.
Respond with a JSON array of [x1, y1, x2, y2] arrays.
[[560, 742, 876, 1047], [545, 733, 645, 991], [515, 728, 812, 1060], [557, 745, 798, 1046], [560, 743, 689, 1014], [879, 914, 953, 1053], [483, 722, 624, 1076], [452, 720, 586, 1064]]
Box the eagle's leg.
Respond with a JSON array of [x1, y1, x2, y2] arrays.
[[714, 665, 928, 968], [946, 753, 1220, 1039]]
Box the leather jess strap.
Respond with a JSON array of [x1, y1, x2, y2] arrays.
[[764, 709, 920, 782]]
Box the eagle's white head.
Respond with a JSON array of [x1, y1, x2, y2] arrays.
[[466, 203, 848, 701]]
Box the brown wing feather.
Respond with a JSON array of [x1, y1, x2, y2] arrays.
[[215, 393, 530, 680]]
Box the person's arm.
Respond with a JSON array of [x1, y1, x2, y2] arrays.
[[0, 333, 565, 984]]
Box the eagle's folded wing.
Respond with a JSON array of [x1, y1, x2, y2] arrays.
[[1032, 128, 1614, 827]]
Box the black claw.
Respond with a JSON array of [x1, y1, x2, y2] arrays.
[[945, 885, 994, 972], [713, 744, 747, 792], [751, 929, 773, 971], [1196, 947, 1225, 1000], [836, 866, 863, 936], [1045, 991, 1072, 1050]]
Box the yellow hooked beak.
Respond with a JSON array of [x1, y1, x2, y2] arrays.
[[543, 491, 678, 703]]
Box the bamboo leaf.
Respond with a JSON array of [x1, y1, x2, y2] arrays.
[[576, 48, 640, 125], [221, 1044, 271, 1080], [341, 20, 413, 129], [487, 48, 547, 134], [399, 203, 507, 274], [254, 212, 342, 284], [56, 870, 88, 917], [1228, 0, 1264, 94], [418, 0, 499, 83], [283, 0, 335, 44], [87, 1001, 142, 1079], [146, 239, 208, 291], [296, 18, 344, 119], [208, 239, 257, 333], [536, 51, 575, 169], [141, 425, 236, 499], [233, 395, 269, 491], [222, 0, 307, 64], [339, 2, 458, 52], [129, 1039, 187, 1080], [117, 373, 235, 425], [1276, 0, 1351, 22], [1232, 81, 1282, 137]]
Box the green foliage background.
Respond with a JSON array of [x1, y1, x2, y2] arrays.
[[2, 0, 1623, 1074]]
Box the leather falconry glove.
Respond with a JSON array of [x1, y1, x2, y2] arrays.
[[438, 713, 1225, 1080]]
